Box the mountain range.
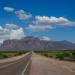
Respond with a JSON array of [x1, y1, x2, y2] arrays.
[[0, 36, 75, 51]]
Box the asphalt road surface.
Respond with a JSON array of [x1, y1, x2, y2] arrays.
[[29, 53, 75, 75], [0, 52, 31, 75], [0, 52, 75, 75]]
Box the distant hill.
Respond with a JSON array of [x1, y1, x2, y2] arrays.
[[0, 36, 75, 51]]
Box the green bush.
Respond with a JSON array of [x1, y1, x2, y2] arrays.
[[2, 54, 8, 58], [63, 52, 70, 57], [0, 53, 8, 59], [56, 53, 64, 60], [49, 55, 53, 58], [15, 52, 23, 56], [71, 51, 75, 59], [72, 51, 75, 56], [43, 53, 49, 57]]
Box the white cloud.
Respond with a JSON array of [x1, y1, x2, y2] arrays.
[[41, 36, 51, 41], [0, 24, 25, 43], [27, 24, 53, 31], [0, 40, 4, 44], [0, 26, 3, 30], [0, 27, 10, 43], [4, 7, 32, 20], [4, 7, 14, 12], [10, 28, 25, 39], [15, 9, 32, 20], [27, 16, 75, 31], [5, 24, 18, 30], [35, 16, 68, 23]]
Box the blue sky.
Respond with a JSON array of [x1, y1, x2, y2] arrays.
[[0, 0, 75, 43]]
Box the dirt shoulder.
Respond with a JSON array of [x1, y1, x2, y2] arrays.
[[0, 53, 29, 63]]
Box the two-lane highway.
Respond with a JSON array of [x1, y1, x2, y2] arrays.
[[0, 52, 75, 75], [0, 52, 32, 75]]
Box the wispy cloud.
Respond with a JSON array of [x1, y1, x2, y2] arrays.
[[27, 16, 75, 31], [4, 7, 14, 12], [41, 36, 51, 41], [15, 9, 32, 20], [27, 24, 53, 32], [4, 7, 32, 20]]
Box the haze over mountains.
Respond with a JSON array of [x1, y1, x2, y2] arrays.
[[0, 36, 75, 51]]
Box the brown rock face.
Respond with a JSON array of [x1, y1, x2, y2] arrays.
[[0, 36, 75, 51]]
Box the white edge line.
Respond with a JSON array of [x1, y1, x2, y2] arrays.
[[21, 60, 31, 75]]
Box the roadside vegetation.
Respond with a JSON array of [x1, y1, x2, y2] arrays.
[[35, 50, 75, 61], [0, 51, 28, 59]]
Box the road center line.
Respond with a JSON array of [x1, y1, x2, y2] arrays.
[[21, 60, 31, 75]]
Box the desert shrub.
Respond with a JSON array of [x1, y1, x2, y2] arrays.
[[43, 53, 49, 57], [56, 53, 64, 60], [2, 54, 8, 58], [49, 55, 53, 58], [71, 51, 75, 59], [15, 51, 23, 56], [63, 52, 70, 57], [72, 51, 75, 56], [0, 53, 8, 59]]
